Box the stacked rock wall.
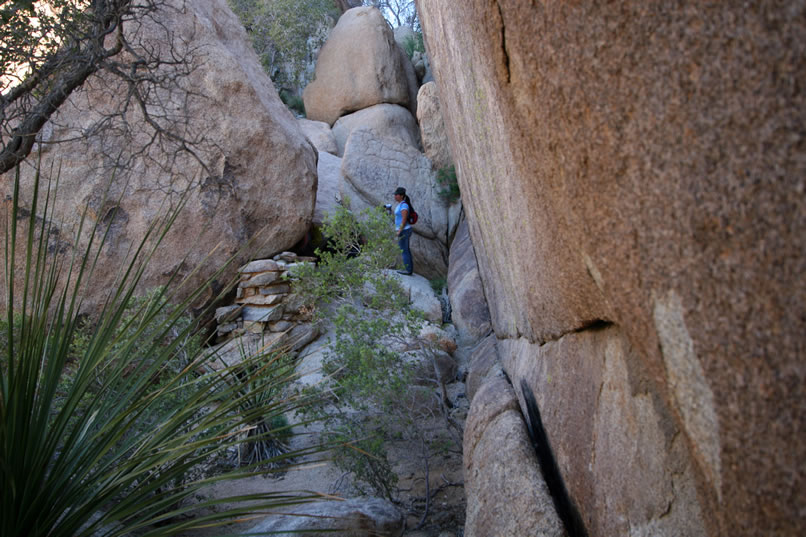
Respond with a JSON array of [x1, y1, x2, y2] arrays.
[[215, 254, 313, 341], [209, 252, 321, 371], [419, 1, 806, 536]]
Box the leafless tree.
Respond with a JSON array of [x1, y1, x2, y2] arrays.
[[0, 0, 211, 178], [361, 0, 417, 29]]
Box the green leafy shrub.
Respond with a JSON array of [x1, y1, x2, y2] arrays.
[[45, 288, 203, 448], [221, 345, 298, 468], [402, 32, 425, 60], [429, 276, 447, 295], [290, 202, 403, 308], [435, 164, 460, 204], [228, 0, 336, 89], [290, 204, 459, 502], [280, 89, 306, 116]]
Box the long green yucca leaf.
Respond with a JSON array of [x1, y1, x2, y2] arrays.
[[34, 358, 298, 528], [1, 165, 329, 537]]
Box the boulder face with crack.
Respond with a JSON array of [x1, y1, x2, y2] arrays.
[[419, 1, 806, 536]]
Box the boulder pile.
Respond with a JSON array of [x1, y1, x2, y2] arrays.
[[215, 252, 314, 341], [300, 6, 458, 279]]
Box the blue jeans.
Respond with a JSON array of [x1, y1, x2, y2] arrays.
[[397, 227, 413, 274]]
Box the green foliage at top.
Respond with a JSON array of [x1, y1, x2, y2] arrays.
[[435, 164, 460, 204], [228, 0, 337, 90], [280, 89, 306, 116], [290, 201, 402, 308], [0, 0, 85, 83], [0, 165, 323, 537], [402, 32, 425, 60], [429, 276, 447, 296]]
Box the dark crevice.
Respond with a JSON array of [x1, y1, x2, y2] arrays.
[[572, 319, 613, 334], [522, 319, 614, 347], [495, 1, 511, 83], [520, 380, 589, 537]]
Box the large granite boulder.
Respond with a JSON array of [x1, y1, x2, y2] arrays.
[[464, 334, 499, 402], [385, 270, 442, 324], [247, 497, 404, 536], [447, 218, 491, 346], [341, 127, 457, 278], [393, 25, 417, 49], [391, 26, 422, 99], [412, 50, 431, 84], [332, 103, 421, 157], [464, 374, 565, 537], [419, 2, 806, 535], [406, 233, 449, 280], [2, 0, 317, 315], [416, 81, 452, 171], [298, 118, 338, 155], [502, 327, 708, 536], [313, 151, 343, 225], [303, 7, 415, 126], [397, 42, 420, 117]]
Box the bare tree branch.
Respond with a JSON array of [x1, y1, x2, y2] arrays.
[[0, 0, 215, 181], [0, 0, 134, 174]]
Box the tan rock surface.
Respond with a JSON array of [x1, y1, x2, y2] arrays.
[[501, 327, 707, 536], [332, 103, 421, 157], [447, 218, 491, 346], [397, 42, 420, 118], [313, 151, 343, 225], [408, 233, 449, 281], [464, 335, 498, 403], [303, 7, 414, 126], [463, 374, 564, 537], [416, 82, 452, 171], [297, 118, 338, 155], [419, 1, 805, 535], [3, 0, 317, 316]]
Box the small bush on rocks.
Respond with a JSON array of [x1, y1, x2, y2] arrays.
[[291, 204, 460, 504], [403, 32, 425, 60], [436, 164, 460, 204]]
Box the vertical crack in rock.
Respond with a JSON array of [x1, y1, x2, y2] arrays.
[[494, 1, 511, 83], [521, 380, 589, 537]]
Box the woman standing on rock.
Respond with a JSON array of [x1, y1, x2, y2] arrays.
[[393, 187, 414, 275]]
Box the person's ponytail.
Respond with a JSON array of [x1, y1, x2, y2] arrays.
[[404, 194, 414, 214]]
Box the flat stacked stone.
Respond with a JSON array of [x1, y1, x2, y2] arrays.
[[214, 253, 315, 339]]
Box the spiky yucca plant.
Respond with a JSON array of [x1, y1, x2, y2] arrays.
[[0, 165, 323, 537]]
